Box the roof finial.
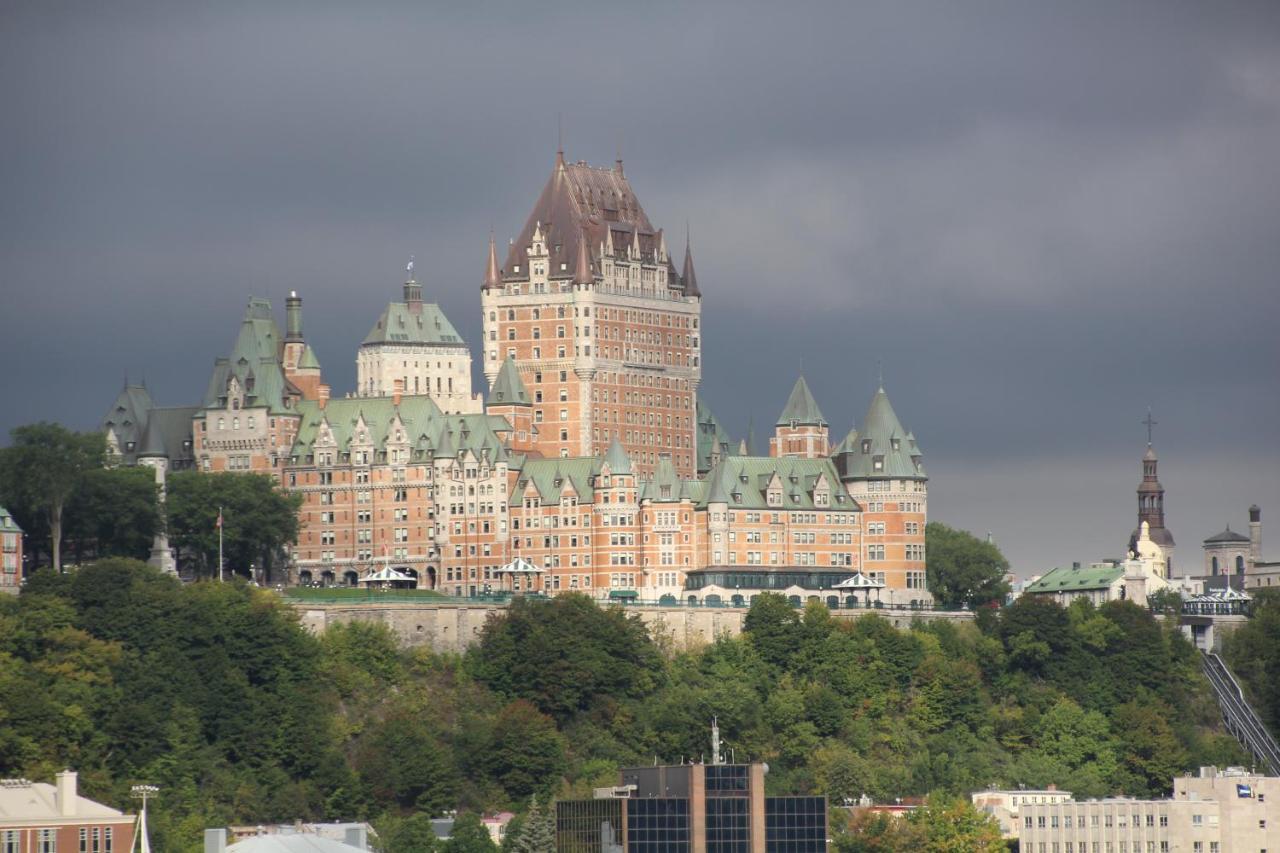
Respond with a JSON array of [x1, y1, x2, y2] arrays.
[[406, 255, 415, 280], [556, 113, 564, 167], [877, 358, 884, 390], [1143, 407, 1157, 446], [616, 134, 624, 175]]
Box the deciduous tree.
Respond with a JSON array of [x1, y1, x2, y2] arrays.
[[925, 522, 1011, 609]]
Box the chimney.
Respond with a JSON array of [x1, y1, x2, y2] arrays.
[[1250, 505, 1262, 564], [204, 828, 228, 853], [344, 826, 368, 850], [318, 385, 330, 410], [285, 291, 304, 342], [55, 770, 76, 817], [393, 379, 404, 407]]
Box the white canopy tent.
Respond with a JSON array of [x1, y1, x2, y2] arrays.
[[832, 571, 885, 606], [358, 566, 417, 587], [497, 557, 545, 593]]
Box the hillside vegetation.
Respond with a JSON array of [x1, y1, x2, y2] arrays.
[[0, 559, 1246, 850]]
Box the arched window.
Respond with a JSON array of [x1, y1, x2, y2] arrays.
[[1211, 556, 1219, 575], [1236, 555, 1246, 575]]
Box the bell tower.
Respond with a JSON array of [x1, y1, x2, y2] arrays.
[[1131, 410, 1175, 569]]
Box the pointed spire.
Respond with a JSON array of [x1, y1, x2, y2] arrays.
[[605, 227, 615, 256], [483, 232, 502, 289], [682, 225, 701, 297], [490, 356, 531, 406], [603, 437, 632, 475], [776, 376, 827, 427], [631, 226, 641, 259], [574, 228, 594, 285]]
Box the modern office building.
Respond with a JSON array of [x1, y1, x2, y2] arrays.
[[557, 726, 826, 853]]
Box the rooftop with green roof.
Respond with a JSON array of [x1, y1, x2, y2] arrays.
[[776, 375, 827, 427]]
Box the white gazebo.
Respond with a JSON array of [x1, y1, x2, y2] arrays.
[[497, 557, 545, 594], [358, 566, 417, 589], [832, 571, 885, 607]]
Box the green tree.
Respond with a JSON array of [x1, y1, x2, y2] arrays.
[[445, 812, 497, 853], [1223, 587, 1280, 735], [167, 470, 300, 580], [64, 466, 161, 563], [379, 812, 441, 853], [467, 594, 662, 721], [1112, 699, 1190, 796], [505, 795, 555, 853], [742, 592, 802, 669], [924, 523, 1011, 609], [0, 423, 105, 572], [1146, 588, 1184, 616], [482, 701, 567, 800], [905, 795, 1005, 852]]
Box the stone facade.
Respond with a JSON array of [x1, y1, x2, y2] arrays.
[[0, 506, 22, 593]]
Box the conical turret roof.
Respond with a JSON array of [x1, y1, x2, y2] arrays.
[[603, 437, 631, 475], [681, 236, 701, 297], [776, 376, 827, 427], [839, 386, 925, 480], [489, 356, 531, 406]]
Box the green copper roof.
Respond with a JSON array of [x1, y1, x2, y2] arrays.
[[603, 437, 632, 475], [489, 356, 531, 406], [362, 301, 466, 347], [101, 384, 198, 465], [835, 387, 925, 481], [511, 457, 608, 507], [776, 376, 827, 427], [1025, 564, 1123, 594], [699, 456, 855, 512], [290, 394, 509, 466], [0, 505, 22, 534], [201, 298, 297, 416], [640, 455, 688, 502], [298, 345, 321, 370]]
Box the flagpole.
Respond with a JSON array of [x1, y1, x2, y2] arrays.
[[218, 506, 224, 582]]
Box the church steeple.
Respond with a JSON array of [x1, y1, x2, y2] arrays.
[[1131, 410, 1175, 563], [482, 233, 502, 290]]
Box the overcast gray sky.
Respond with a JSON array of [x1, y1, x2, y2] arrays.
[[2, 1, 1277, 576]]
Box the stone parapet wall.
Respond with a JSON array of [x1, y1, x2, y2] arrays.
[[292, 600, 975, 654]]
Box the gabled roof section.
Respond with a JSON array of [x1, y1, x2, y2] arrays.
[[101, 384, 198, 466], [698, 457, 857, 512], [776, 376, 827, 427], [835, 386, 926, 481], [0, 505, 22, 534], [510, 457, 606, 507], [641, 455, 688, 502], [298, 345, 321, 370], [201, 298, 298, 415], [489, 357, 531, 406], [290, 395, 510, 467], [362, 300, 466, 347]]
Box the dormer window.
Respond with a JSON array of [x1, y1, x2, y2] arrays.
[[126, 441, 136, 452], [873, 455, 884, 472], [862, 439, 872, 454], [891, 438, 900, 451]]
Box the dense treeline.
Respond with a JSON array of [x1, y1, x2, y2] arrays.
[[1223, 587, 1280, 735], [0, 559, 1247, 851]]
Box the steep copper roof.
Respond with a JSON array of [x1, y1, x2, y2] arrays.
[[502, 153, 661, 281]]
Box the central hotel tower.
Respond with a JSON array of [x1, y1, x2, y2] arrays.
[[481, 150, 703, 478]]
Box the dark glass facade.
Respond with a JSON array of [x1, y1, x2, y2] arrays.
[[765, 797, 827, 853], [626, 798, 690, 853], [684, 570, 855, 591], [557, 798, 624, 853]]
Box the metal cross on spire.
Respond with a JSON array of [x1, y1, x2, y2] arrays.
[[1143, 408, 1157, 445]]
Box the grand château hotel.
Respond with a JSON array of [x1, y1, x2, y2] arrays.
[[101, 152, 930, 605]]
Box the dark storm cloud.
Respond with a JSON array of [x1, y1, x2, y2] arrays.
[[2, 1, 1278, 574]]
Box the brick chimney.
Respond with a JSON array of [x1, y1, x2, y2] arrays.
[[318, 384, 330, 410], [55, 769, 77, 816], [393, 378, 404, 407]]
